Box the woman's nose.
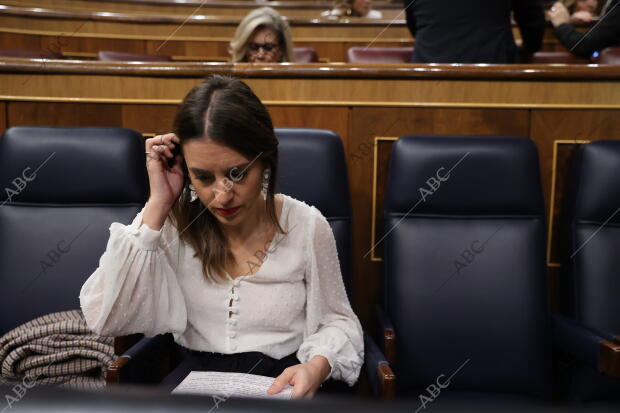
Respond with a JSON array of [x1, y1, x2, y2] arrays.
[[213, 182, 234, 204]]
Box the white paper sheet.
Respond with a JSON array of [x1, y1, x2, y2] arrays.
[[171, 371, 294, 400]]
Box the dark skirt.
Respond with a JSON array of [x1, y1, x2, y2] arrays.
[[161, 344, 352, 396]]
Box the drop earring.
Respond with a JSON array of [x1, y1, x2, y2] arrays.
[[188, 183, 198, 202], [261, 168, 271, 200]]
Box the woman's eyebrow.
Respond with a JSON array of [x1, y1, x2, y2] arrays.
[[189, 167, 212, 175], [227, 162, 251, 174], [189, 163, 250, 175]]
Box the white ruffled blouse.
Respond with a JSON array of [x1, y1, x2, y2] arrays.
[[79, 194, 364, 385]]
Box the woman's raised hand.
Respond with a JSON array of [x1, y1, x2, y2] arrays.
[[145, 133, 185, 208]]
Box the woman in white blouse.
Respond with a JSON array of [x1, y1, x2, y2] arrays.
[[79, 75, 364, 398]]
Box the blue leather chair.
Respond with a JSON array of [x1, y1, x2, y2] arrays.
[[0, 126, 147, 336], [275, 128, 353, 298], [555, 141, 620, 401], [373, 135, 553, 401]]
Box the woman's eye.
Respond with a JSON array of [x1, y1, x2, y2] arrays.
[[195, 175, 213, 183], [229, 167, 246, 182]]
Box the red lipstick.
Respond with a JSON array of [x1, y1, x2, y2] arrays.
[[215, 206, 241, 217]]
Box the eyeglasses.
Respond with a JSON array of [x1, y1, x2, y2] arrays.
[[247, 42, 279, 53]]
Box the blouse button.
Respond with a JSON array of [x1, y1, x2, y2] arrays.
[[230, 344, 237, 351], [228, 332, 237, 338], [233, 279, 241, 287]]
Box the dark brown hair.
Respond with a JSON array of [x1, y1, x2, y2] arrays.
[[170, 75, 283, 282]]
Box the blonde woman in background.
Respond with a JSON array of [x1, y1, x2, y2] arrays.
[[229, 7, 294, 63], [321, 0, 383, 18]]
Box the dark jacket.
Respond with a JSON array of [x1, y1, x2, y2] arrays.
[[554, 0, 620, 58], [404, 0, 545, 63]]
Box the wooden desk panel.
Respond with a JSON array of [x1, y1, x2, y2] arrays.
[[0, 5, 412, 61], [3, 0, 403, 19], [2, 60, 619, 322], [0, 7, 411, 39], [0, 31, 413, 63], [0, 5, 587, 62]]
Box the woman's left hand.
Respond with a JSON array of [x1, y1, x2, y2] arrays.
[[267, 356, 331, 399], [547, 2, 571, 27]]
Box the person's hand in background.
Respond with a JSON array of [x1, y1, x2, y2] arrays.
[[570, 10, 595, 23], [547, 2, 572, 26]]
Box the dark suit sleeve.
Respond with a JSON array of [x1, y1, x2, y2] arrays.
[[404, 0, 417, 37], [512, 0, 546, 54], [554, 0, 620, 58]]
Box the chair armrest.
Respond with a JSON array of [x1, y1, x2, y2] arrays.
[[375, 305, 396, 365], [106, 333, 176, 385], [552, 314, 620, 378], [113, 334, 144, 356], [364, 332, 396, 399]]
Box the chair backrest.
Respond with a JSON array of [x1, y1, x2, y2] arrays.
[[293, 47, 319, 63], [531, 52, 578, 64], [0, 127, 147, 335], [0, 49, 62, 59], [562, 141, 620, 335], [97, 51, 172, 62], [383, 135, 552, 398], [561, 141, 620, 401], [274, 128, 353, 298], [598, 47, 620, 65], [346, 47, 412, 63]]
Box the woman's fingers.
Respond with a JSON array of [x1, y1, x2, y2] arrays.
[[146, 147, 164, 166], [267, 367, 295, 395], [146, 134, 176, 152], [292, 381, 311, 399], [160, 133, 178, 143], [290, 374, 314, 399], [145, 135, 158, 152], [146, 137, 162, 166], [159, 133, 178, 150], [268, 366, 326, 399], [145, 146, 162, 164], [158, 134, 180, 156], [152, 134, 181, 165], [153, 144, 174, 159], [146, 136, 181, 170]]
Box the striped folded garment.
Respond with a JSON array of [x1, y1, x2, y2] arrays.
[[0, 310, 115, 390]]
